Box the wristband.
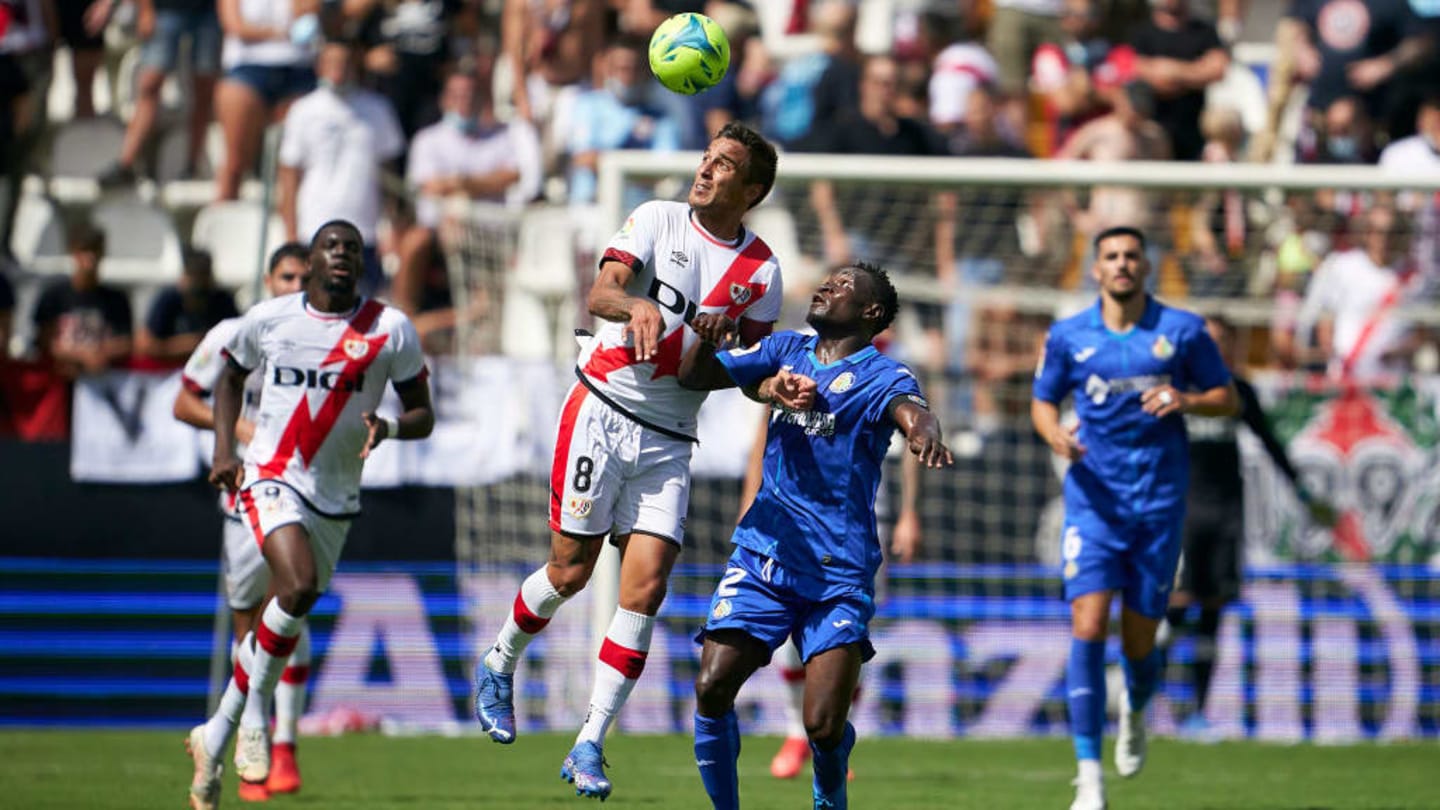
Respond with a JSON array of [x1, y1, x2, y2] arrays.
[[381, 415, 400, 439]]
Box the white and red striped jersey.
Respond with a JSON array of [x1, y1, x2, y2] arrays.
[[223, 294, 428, 516], [182, 313, 270, 517], [580, 200, 783, 438]]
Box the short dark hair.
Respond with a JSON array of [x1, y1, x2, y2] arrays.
[[309, 220, 363, 249], [716, 121, 778, 209], [848, 260, 899, 334], [268, 242, 309, 273], [1093, 225, 1146, 253], [181, 247, 212, 277], [68, 221, 105, 253]]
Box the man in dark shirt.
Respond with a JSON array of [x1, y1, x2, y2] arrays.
[[31, 224, 134, 377], [1169, 314, 1334, 737], [1131, 0, 1229, 161], [137, 248, 238, 365], [1284, 0, 1432, 126]]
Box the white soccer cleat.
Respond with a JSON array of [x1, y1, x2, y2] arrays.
[[185, 725, 223, 810], [234, 725, 271, 785], [1069, 775, 1107, 810], [1115, 688, 1147, 778]]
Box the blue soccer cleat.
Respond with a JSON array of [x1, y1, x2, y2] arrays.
[[561, 741, 612, 800], [474, 661, 516, 744]]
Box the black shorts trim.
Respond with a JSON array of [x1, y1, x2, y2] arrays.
[[574, 369, 698, 444], [240, 479, 361, 521]]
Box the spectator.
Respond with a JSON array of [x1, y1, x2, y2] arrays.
[[98, 0, 222, 186], [759, 0, 857, 150], [0, 0, 49, 254], [351, 0, 479, 141], [1030, 0, 1130, 152], [1379, 94, 1440, 289], [1299, 95, 1378, 165], [1130, 0, 1229, 162], [214, 0, 319, 200], [1294, 203, 1423, 380], [918, 7, 998, 137], [395, 68, 540, 314], [500, 0, 604, 125], [985, 0, 1063, 129], [1184, 105, 1253, 297], [136, 249, 238, 365], [565, 35, 679, 208], [54, 0, 105, 118], [277, 39, 405, 297], [30, 224, 133, 377]]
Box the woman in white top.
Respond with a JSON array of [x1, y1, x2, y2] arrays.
[[215, 0, 318, 199]]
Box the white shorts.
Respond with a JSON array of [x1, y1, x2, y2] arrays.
[[549, 383, 693, 545], [222, 515, 270, 610], [235, 481, 351, 593]]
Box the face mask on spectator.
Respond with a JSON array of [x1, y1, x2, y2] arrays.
[[1327, 135, 1359, 162], [445, 112, 479, 136], [605, 78, 641, 105], [319, 77, 354, 96]]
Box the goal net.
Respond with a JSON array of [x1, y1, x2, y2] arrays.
[[443, 154, 1440, 741]]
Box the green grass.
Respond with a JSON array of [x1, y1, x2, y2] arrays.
[[0, 730, 1433, 809]]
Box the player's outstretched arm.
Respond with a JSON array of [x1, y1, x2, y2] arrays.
[[208, 360, 248, 492], [589, 259, 664, 360], [890, 399, 953, 470], [678, 317, 741, 391], [360, 376, 435, 458]]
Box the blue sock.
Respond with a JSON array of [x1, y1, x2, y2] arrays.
[[1123, 647, 1163, 713], [694, 711, 740, 810], [810, 722, 854, 808], [1068, 638, 1106, 762]]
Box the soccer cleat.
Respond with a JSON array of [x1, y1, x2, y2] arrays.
[[1180, 714, 1219, 744], [560, 741, 612, 800], [185, 726, 223, 810], [474, 661, 516, 743], [1069, 776, 1107, 810], [265, 743, 301, 794], [235, 726, 271, 784], [770, 736, 810, 779], [236, 780, 270, 802], [1115, 688, 1147, 778]]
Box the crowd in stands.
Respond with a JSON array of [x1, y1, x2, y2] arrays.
[[0, 0, 1438, 440]]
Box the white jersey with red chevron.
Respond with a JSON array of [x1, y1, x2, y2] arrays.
[[223, 294, 428, 516], [183, 313, 269, 517], [579, 200, 783, 437]]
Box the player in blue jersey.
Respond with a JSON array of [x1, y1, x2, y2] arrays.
[[1032, 226, 1239, 810], [678, 262, 952, 810]]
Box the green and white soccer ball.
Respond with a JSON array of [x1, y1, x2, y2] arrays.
[[648, 12, 730, 96]]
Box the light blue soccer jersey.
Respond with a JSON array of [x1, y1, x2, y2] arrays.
[[716, 331, 925, 592], [1032, 297, 1231, 520]]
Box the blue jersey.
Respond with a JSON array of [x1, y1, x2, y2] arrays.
[[1032, 297, 1230, 519], [716, 331, 925, 591]]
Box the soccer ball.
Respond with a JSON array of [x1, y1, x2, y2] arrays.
[[648, 12, 730, 96]]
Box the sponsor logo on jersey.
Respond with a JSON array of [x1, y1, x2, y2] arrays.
[[774, 408, 836, 438], [271, 366, 367, 392], [1152, 334, 1175, 360], [670, 250, 688, 268], [568, 497, 593, 518], [828, 372, 855, 394], [1073, 347, 1096, 363], [648, 277, 699, 324], [1084, 373, 1171, 405], [728, 282, 751, 306], [832, 619, 852, 629], [344, 339, 372, 361], [712, 598, 732, 620], [619, 216, 635, 237]]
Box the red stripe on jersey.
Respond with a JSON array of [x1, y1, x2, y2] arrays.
[[582, 326, 686, 382], [258, 300, 388, 480], [181, 375, 209, 396], [234, 657, 250, 695], [549, 385, 590, 530], [238, 490, 265, 548], [279, 665, 311, 684], [602, 248, 642, 272], [512, 590, 551, 634], [257, 620, 300, 658], [598, 638, 648, 679], [699, 238, 773, 320]]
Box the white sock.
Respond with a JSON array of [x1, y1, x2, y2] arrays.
[[774, 640, 807, 739], [1077, 758, 1103, 783], [273, 622, 311, 745], [203, 632, 255, 757], [241, 600, 304, 731], [575, 608, 654, 747], [485, 567, 567, 675]]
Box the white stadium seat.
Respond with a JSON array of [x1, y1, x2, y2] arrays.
[[91, 198, 185, 285], [191, 200, 287, 290], [8, 192, 69, 275]]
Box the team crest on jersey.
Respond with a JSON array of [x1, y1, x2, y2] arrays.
[[1152, 335, 1174, 360], [712, 598, 732, 620], [829, 372, 856, 394], [728, 283, 752, 306], [568, 497, 593, 519], [344, 339, 372, 361]]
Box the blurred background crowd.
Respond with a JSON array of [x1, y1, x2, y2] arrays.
[[0, 0, 1438, 441]]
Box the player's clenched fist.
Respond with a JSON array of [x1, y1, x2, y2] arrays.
[[690, 312, 737, 346], [209, 456, 245, 492], [624, 299, 665, 360], [360, 411, 389, 459], [1045, 423, 1087, 461], [764, 368, 817, 411]]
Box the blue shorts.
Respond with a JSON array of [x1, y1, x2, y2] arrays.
[[138, 8, 222, 75], [697, 547, 876, 665], [1060, 508, 1184, 619], [224, 64, 315, 107]]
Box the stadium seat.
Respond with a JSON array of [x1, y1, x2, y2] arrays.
[[513, 205, 579, 299], [191, 201, 287, 291], [91, 198, 185, 285], [499, 276, 555, 361], [8, 192, 69, 275], [746, 203, 819, 293], [48, 117, 128, 202], [47, 46, 116, 124]]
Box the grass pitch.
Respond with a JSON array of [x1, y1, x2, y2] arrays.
[[0, 730, 1432, 809]]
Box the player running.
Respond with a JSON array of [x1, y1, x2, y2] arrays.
[[1031, 226, 1238, 810], [471, 122, 801, 801], [173, 243, 309, 801], [679, 262, 952, 810], [183, 220, 434, 810]]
